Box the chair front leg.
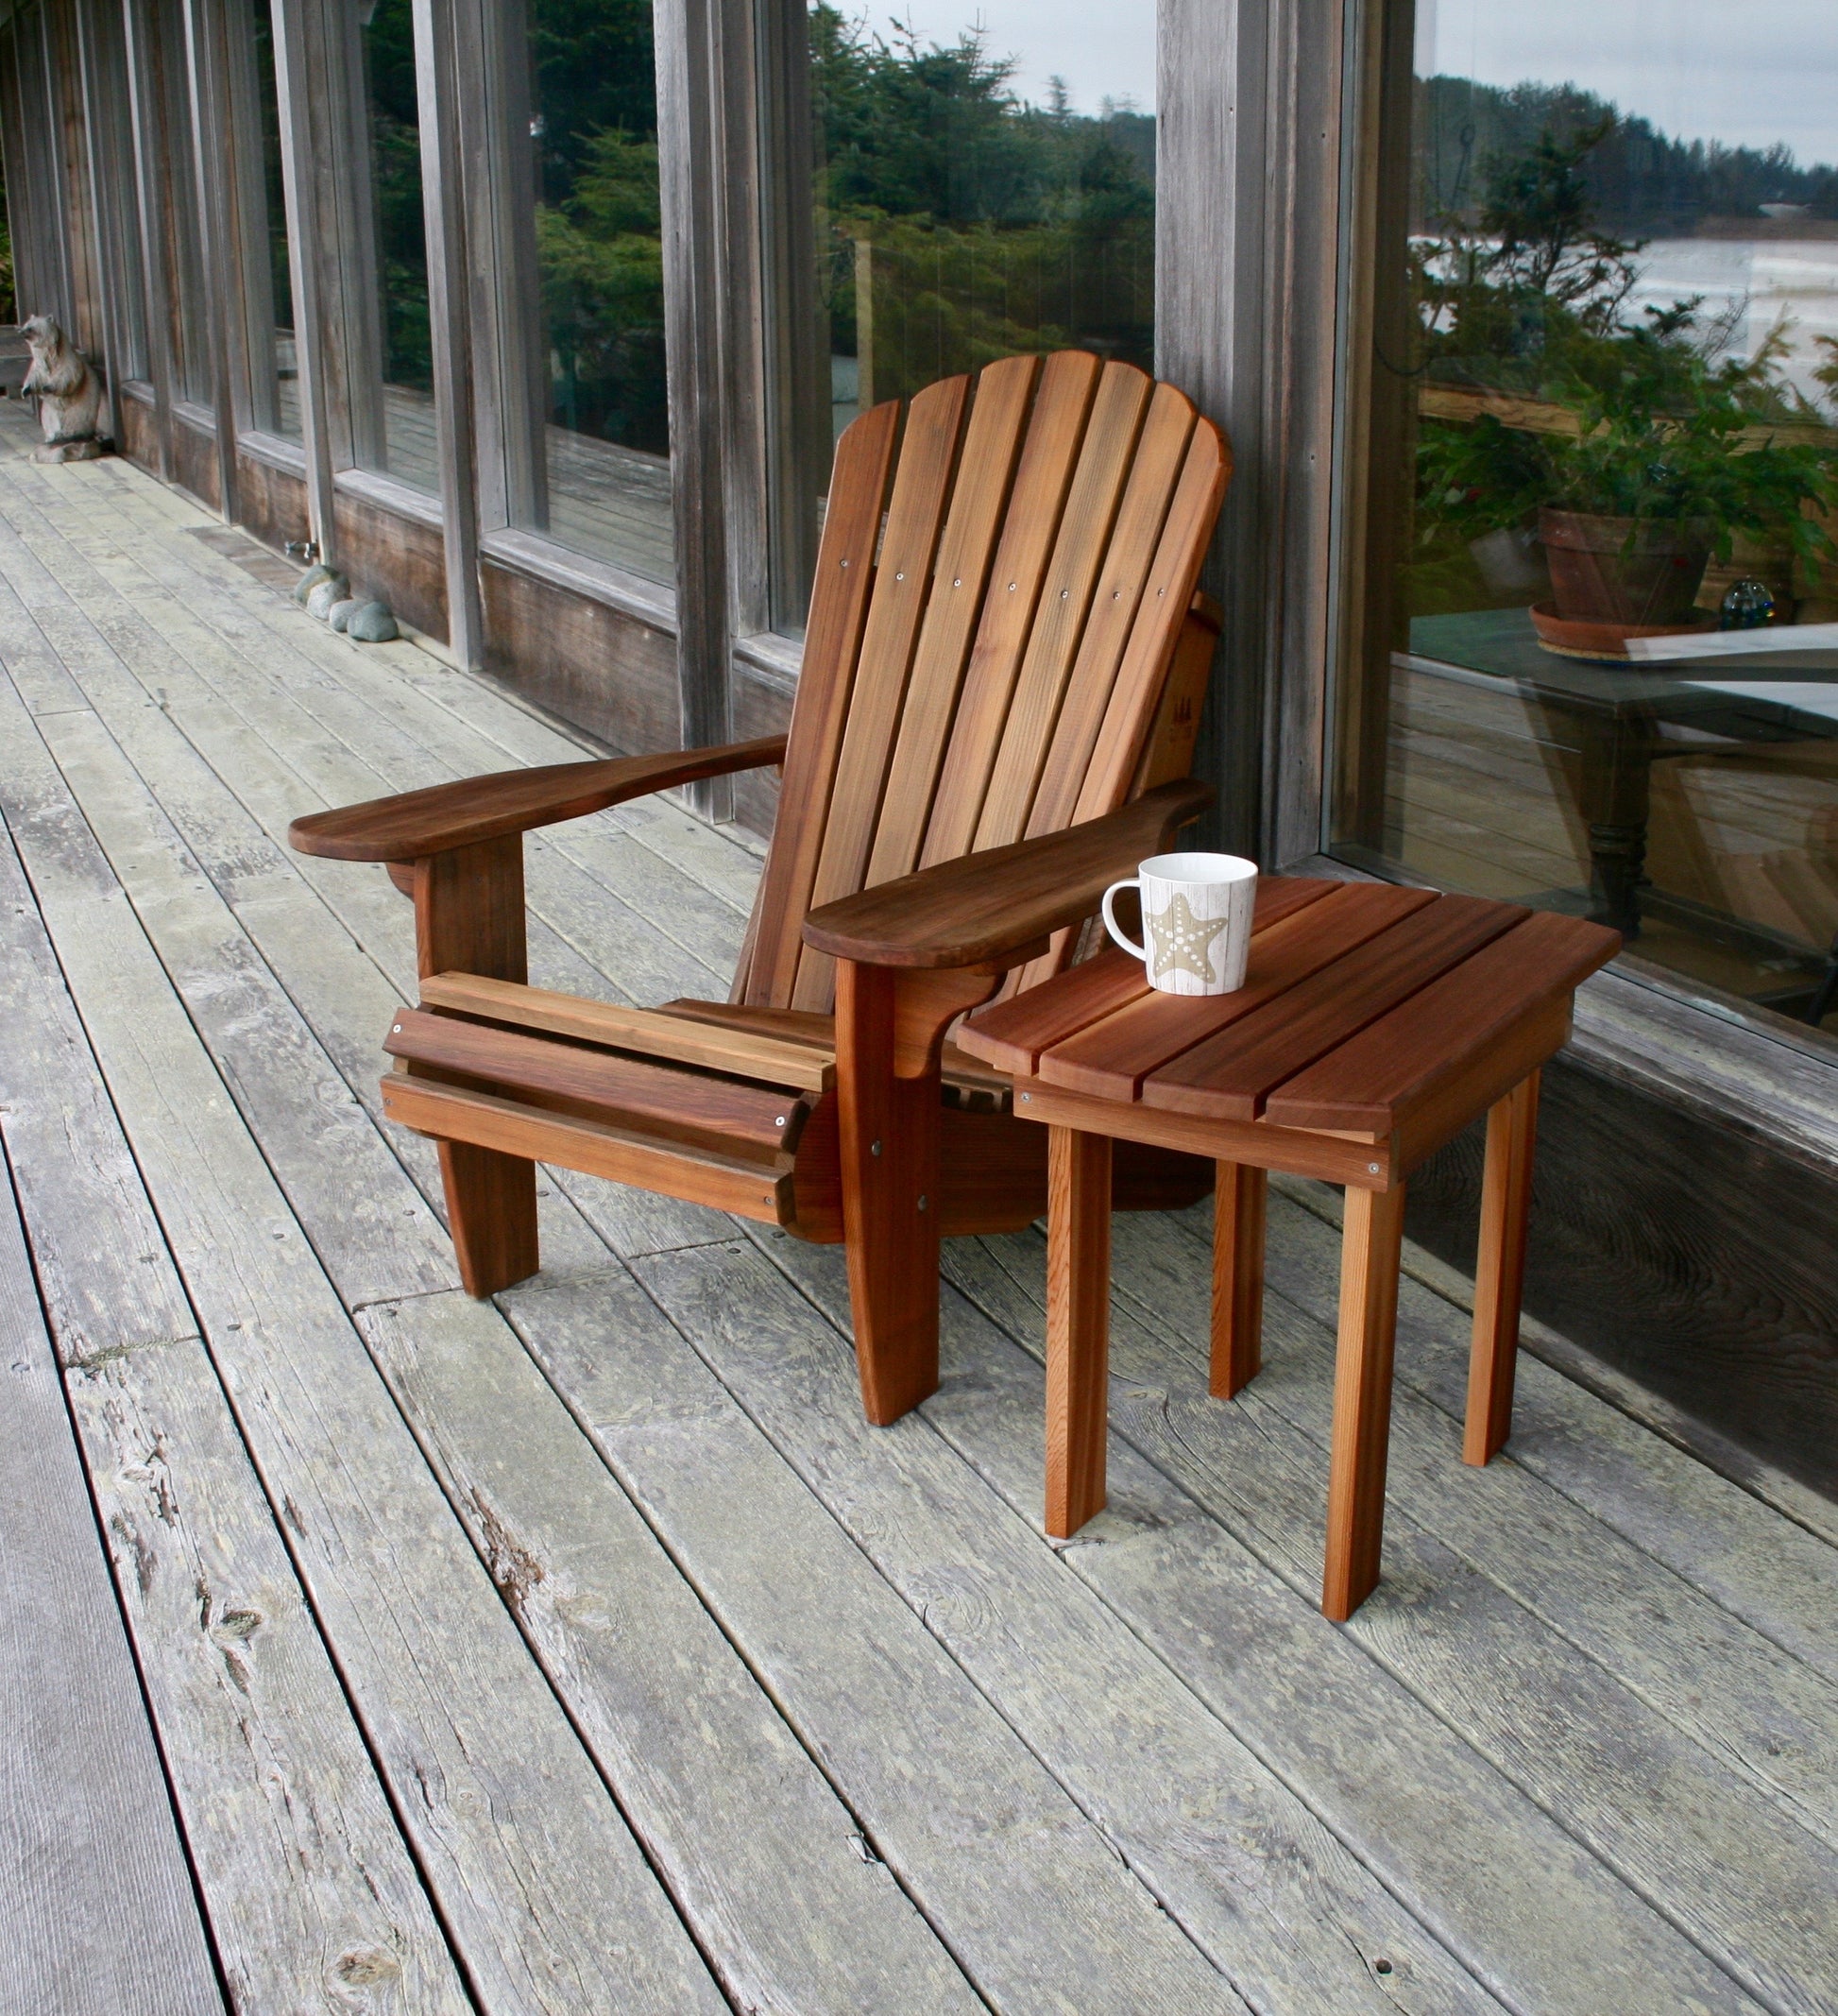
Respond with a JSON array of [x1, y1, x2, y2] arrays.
[[835, 960, 998, 1425], [407, 833, 539, 1297]]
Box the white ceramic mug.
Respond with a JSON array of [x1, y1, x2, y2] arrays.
[[1101, 851, 1258, 996]]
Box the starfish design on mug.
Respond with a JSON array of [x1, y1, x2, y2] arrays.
[[1147, 892, 1230, 984]]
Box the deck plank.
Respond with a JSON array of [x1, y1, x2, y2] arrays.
[[946, 1226, 1838, 2012], [624, 1237, 1506, 2015], [0, 818, 471, 2015], [0, 1148, 225, 2016], [362, 1288, 987, 2014], [749, 1231, 1767, 2016], [0, 681, 726, 2013]]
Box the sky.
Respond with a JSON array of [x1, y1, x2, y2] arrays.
[[841, 3, 1156, 119], [852, 1, 1838, 168], [1418, 0, 1838, 166]]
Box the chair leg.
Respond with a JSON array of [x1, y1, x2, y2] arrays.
[[1047, 1127, 1112, 1539], [836, 964, 942, 1426], [1322, 1181, 1405, 1621], [1465, 1068, 1540, 1466], [437, 1139, 538, 1297], [1211, 1161, 1267, 1396]]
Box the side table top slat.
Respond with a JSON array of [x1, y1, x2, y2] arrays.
[[957, 876, 1337, 1076], [1262, 911, 1620, 1133], [1141, 892, 1528, 1121], [1034, 883, 1434, 1101]]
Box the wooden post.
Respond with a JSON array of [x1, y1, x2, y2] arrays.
[[408, 835, 537, 1295], [1210, 1159, 1266, 1396], [1047, 1125, 1112, 1538], [1322, 1180, 1405, 1620], [1465, 1068, 1540, 1465]]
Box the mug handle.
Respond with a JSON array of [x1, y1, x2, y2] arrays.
[[1101, 878, 1146, 960]]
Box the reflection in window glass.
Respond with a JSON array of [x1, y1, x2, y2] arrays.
[[772, 0, 1157, 629], [245, 0, 299, 438], [90, 0, 148, 381], [153, 0, 212, 405], [502, 0, 672, 580], [1336, 0, 1838, 1029], [360, 0, 434, 486]]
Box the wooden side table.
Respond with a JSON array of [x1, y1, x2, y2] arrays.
[[959, 879, 1619, 1619]]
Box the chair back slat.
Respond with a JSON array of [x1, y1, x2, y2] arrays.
[[791, 374, 972, 1008], [738, 351, 1231, 1017], [861, 353, 1041, 894], [1017, 382, 1197, 840], [918, 350, 1101, 868], [969, 362, 1154, 851], [741, 400, 900, 1006]]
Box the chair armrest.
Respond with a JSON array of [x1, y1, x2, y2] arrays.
[[287, 735, 788, 863], [801, 777, 1213, 970]]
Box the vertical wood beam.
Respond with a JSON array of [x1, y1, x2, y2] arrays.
[[1466, 1068, 1540, 1465], [180, 0, 244, 517], [1210, 1159, 1267, 1396], [269, 0, 339, 555], [71, 0, 126, 440], [655, 0, 732, 807], [410, 0, 484, 667], [1322, 1177, 1404, 1620], [1047, 1125, 1113, 1540]]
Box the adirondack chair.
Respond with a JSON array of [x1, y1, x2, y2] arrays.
[[289, 350, 1233, 1424]]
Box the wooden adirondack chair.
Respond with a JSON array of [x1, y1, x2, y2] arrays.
[[289, 350, 1233, 1425]]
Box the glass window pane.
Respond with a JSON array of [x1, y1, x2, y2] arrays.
[[244, 0, 299, 438], [772, 0, 1157, 632], [1336, 0, 1838, 1030], [360, 0, 435, 487], [152, 0, 212, 406], [497, 0, 672, 581]]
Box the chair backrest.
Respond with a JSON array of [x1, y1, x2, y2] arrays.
[[738, 350, 1233, 1015]]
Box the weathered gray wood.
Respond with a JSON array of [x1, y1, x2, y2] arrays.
[[361, 1287, 985, 2015], [503, 1261, 1284, 2016], [743, 1230, 1764, 2016], [1248, 1183, 1838, 1685], [617, 1238, 1505, 2015], [0, 681, 726, 2012], [946, 1226, 1838, 2012], [0, 773, 477, 2016], [0, 1158, 224, 2016]]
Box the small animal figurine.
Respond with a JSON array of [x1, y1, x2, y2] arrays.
[[21, 315, 104, 462]]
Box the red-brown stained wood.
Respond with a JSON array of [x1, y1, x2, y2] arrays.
[[1046, 1125, 1113, 1539], [436, 1140, 539, 1297], [385, 1009, 802, 1158], [801, 777, 1209, 971], [864, 355, 1041, 890], [1014, 384, 1195, 836], [286, 739, 788, 863], [795, 376, 973, 1010], [1069, 424, 1234, 826], [1322, 1182, 1408, 1620], [1142, 893, 1527, 1121], [743, 400, 900, 1007], [972, 364, 1154, 851], [1212, 1161, 1267, 1398], [1466, 1069, 1540, 1466], [1259, 910, 1619, 1133], [1037, 884, 1433, 1103], [921, 351, 1103, 866]]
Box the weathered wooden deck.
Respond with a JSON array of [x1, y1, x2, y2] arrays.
[[1, 401, 1835, 2016]]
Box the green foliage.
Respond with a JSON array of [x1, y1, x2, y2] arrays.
[[808, 6, 1156, 404], [363, 0, 432, 392], [1412, 112, 1838, 572], [535, 129, 667, 451]]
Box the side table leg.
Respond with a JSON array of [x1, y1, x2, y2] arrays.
[[1211, 1161, 1267, 1396], [1047, 1126, 1112, 1539], [1323, 1182, 1406, 1620], [1465, 1069, 1540, 1466]]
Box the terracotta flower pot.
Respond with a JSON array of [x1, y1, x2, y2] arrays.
[[1537, 507, 1712, 626]]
